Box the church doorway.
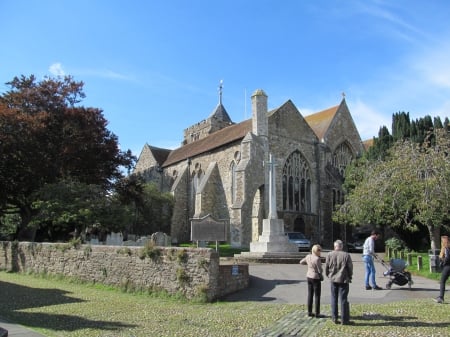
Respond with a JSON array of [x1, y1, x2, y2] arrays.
[[294, 217, 306, 233]]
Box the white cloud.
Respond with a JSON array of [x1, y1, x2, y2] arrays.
[[413, 44, 450, 89], [49, 62, 65, 76], [356, 1, 427, 43], [349, 99, 391, 140]]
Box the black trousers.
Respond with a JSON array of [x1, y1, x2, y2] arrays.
[[306, 277, 322, 315], [330, 281, 350, 323], [439, 264, 450, 299]]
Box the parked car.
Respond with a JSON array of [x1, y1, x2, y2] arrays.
[[347, 239, 364, 252], [346, 232, 368, 252], [285, 232, 311, 251], [347, 231, 385, 253]]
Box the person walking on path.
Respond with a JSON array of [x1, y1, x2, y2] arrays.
[[325, 239, 353, 325], [435, 236, 450, 304], [300, 244, 325, 318], [363, 230, 382, 290]]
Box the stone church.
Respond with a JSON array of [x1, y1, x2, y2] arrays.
[[134, 88, 365, 249]]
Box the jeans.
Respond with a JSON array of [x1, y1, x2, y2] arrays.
[[330, 282, 350, 323], [439, 265, 450, 299], [363, 255, 377, 287], [306, 277, 321, 315]]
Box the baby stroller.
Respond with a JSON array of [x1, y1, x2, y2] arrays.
[[375, 255, 413, 289]]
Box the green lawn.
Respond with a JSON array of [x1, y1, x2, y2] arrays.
[[388, 251, 445, 281], [179, 243, 248, 257], [1, 270, 449, 337]]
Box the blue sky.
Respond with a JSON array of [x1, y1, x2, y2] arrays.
[[1, 1, 450, 157]]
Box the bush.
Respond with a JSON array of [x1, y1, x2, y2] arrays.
[[385, 237, 405, 251]]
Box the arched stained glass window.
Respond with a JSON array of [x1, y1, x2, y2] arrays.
[[332, 142, 354, 176], [282, 151, 311, 212]]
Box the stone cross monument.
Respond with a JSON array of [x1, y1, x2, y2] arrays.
[[247, 154, 299, 254]]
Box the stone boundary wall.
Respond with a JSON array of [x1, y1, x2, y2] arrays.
[[0, 242, 248, 302]]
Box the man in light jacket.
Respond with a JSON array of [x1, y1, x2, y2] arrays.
[[363, 230, 382, 290], [325, 239, 353, 325]]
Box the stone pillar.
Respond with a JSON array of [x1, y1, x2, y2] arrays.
[[251, 89, 268, 138], [268, 153, 277, 220]]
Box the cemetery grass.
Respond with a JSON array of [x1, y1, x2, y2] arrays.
[[0, 271, 296, 337], [180, 243, 248, 257]]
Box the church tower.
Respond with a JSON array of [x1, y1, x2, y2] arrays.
[[183, 81, 233, 145]]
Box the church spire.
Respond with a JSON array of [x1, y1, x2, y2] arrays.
[[218, 80, 223, 105]]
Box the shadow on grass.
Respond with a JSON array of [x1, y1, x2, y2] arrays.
[[221, 275, 301, 302], [0, 280, 136, 333], [353, 313, 450, 328], [0, 280, 84, 310]]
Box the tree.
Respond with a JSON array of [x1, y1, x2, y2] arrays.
[[365, 126, 393, 161], [335, 129, 450, 251], [31, 179, 133, 242], [116, 175, 174, 236], [0, 75, 135, 240]]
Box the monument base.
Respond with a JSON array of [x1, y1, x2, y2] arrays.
[[233, 251, 306, 264], [249, 218, 299, 253]]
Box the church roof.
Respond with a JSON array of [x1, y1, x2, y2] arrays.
[[209, 103, 232, 123], [362, 138, 374, 150], [304, 104, 339, 140], [161, 100, 346, 168], [163, 119, 252, 167], [147, 144, 172, 166]]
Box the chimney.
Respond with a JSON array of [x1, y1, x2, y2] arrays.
[[251, 89, 268, 137]]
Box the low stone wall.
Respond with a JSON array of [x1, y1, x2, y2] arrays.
[[0, 241, 248, 302], [218, 263, 249, 295]]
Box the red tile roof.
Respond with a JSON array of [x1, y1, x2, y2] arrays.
[[161, 101, 342, 167], [304, 105, 339, 140], [163, 119, 252, 167]]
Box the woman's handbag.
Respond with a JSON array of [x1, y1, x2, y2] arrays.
[[319, 273, 324, 282]]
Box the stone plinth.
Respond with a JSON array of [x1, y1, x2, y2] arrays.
[[249, 218, 298, 253]]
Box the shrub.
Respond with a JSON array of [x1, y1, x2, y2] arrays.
[[385, 237, 406, 251], [138, 241, 161, 261]]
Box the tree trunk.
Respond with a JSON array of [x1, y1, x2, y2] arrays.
[[17, 205, 36, 241], [427, 222, 440, 251]]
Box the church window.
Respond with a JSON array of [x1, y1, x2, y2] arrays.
[[230, 161, 237, 203], [191, 169, 203, 200], [282, 150, 312, 212], [195, 170, 203, 191], [332, 142, 353, 176], [332, 188, 344, 209]]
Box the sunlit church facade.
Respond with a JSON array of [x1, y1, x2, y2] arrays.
[[134, 87, 365, 248]]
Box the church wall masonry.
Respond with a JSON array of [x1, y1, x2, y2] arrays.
[[0, 241, 249, 302], [134, 88, 366, 250], [267, 102, 321, 241], [166, 137, 266, 248]]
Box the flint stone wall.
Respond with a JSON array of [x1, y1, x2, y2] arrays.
[[0, 241, 248, 302]]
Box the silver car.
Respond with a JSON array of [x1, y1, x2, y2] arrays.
[[286, 232, 311, 251]]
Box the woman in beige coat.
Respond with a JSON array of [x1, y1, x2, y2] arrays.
[[300, 244, 324, 318]]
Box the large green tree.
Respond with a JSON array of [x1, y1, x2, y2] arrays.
[[0, 75, 134, 240], [31, 179, 133, 242], [115, 175, 174, 236], [335, 129, 450, 250]]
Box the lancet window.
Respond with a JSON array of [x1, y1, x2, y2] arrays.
[[282, 150, 311, 212]]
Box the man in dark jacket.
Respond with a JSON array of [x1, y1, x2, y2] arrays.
[[325, 239, 353, 325]]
